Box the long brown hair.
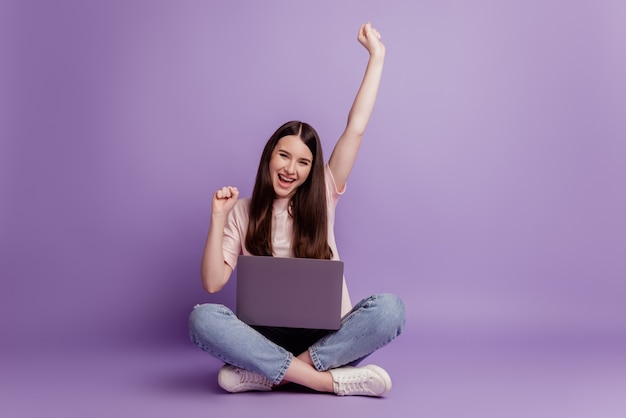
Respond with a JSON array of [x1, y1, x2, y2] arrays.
[[245, 121, 332, 259]]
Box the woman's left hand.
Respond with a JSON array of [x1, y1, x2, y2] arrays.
[[357, 22, 385, 57]]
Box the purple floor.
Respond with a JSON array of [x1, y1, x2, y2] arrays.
[[2, 329, 625, 418]]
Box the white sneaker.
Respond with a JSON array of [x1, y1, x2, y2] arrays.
[[217, 364, 273, 393], [329, 364, 392, 397]]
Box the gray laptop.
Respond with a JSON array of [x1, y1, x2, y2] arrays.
[[236, 255, 344, 330]]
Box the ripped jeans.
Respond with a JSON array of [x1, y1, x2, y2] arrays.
[[188, 293, 405, 384]]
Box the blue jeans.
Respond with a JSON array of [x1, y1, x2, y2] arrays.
[[188, 293, 406, 384]]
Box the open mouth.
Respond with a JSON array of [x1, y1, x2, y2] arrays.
[[278, 173, 296, 184]]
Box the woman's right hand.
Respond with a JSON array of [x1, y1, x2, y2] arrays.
[[212, 186, 239, 216], [203, 186, 238, 294]]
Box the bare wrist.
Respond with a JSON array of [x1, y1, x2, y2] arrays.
[[369, 50, 385, 62], [210, 212, 228, 225]]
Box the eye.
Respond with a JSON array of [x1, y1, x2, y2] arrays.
[[299, 160, 310, 166], [279, 152, 288, 159]]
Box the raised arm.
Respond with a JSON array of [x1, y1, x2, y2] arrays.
[[200, 186, 239, 293], [328, 22, 385, 190]]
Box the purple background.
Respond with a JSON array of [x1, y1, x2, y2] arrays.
[[2, 0, 625, 417]]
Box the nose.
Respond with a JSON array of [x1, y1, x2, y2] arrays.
[[285, 160, 296, 174]]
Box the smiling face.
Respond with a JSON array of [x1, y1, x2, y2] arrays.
[[269, 134, 313, 198]]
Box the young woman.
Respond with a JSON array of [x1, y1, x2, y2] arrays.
[[188, 23, 405, 397]]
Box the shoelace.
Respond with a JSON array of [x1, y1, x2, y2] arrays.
[[237, 369, 271, 387], [335, 370, 375, 394]]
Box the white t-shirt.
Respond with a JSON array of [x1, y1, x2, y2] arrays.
[[222, 165, 353, 316]]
